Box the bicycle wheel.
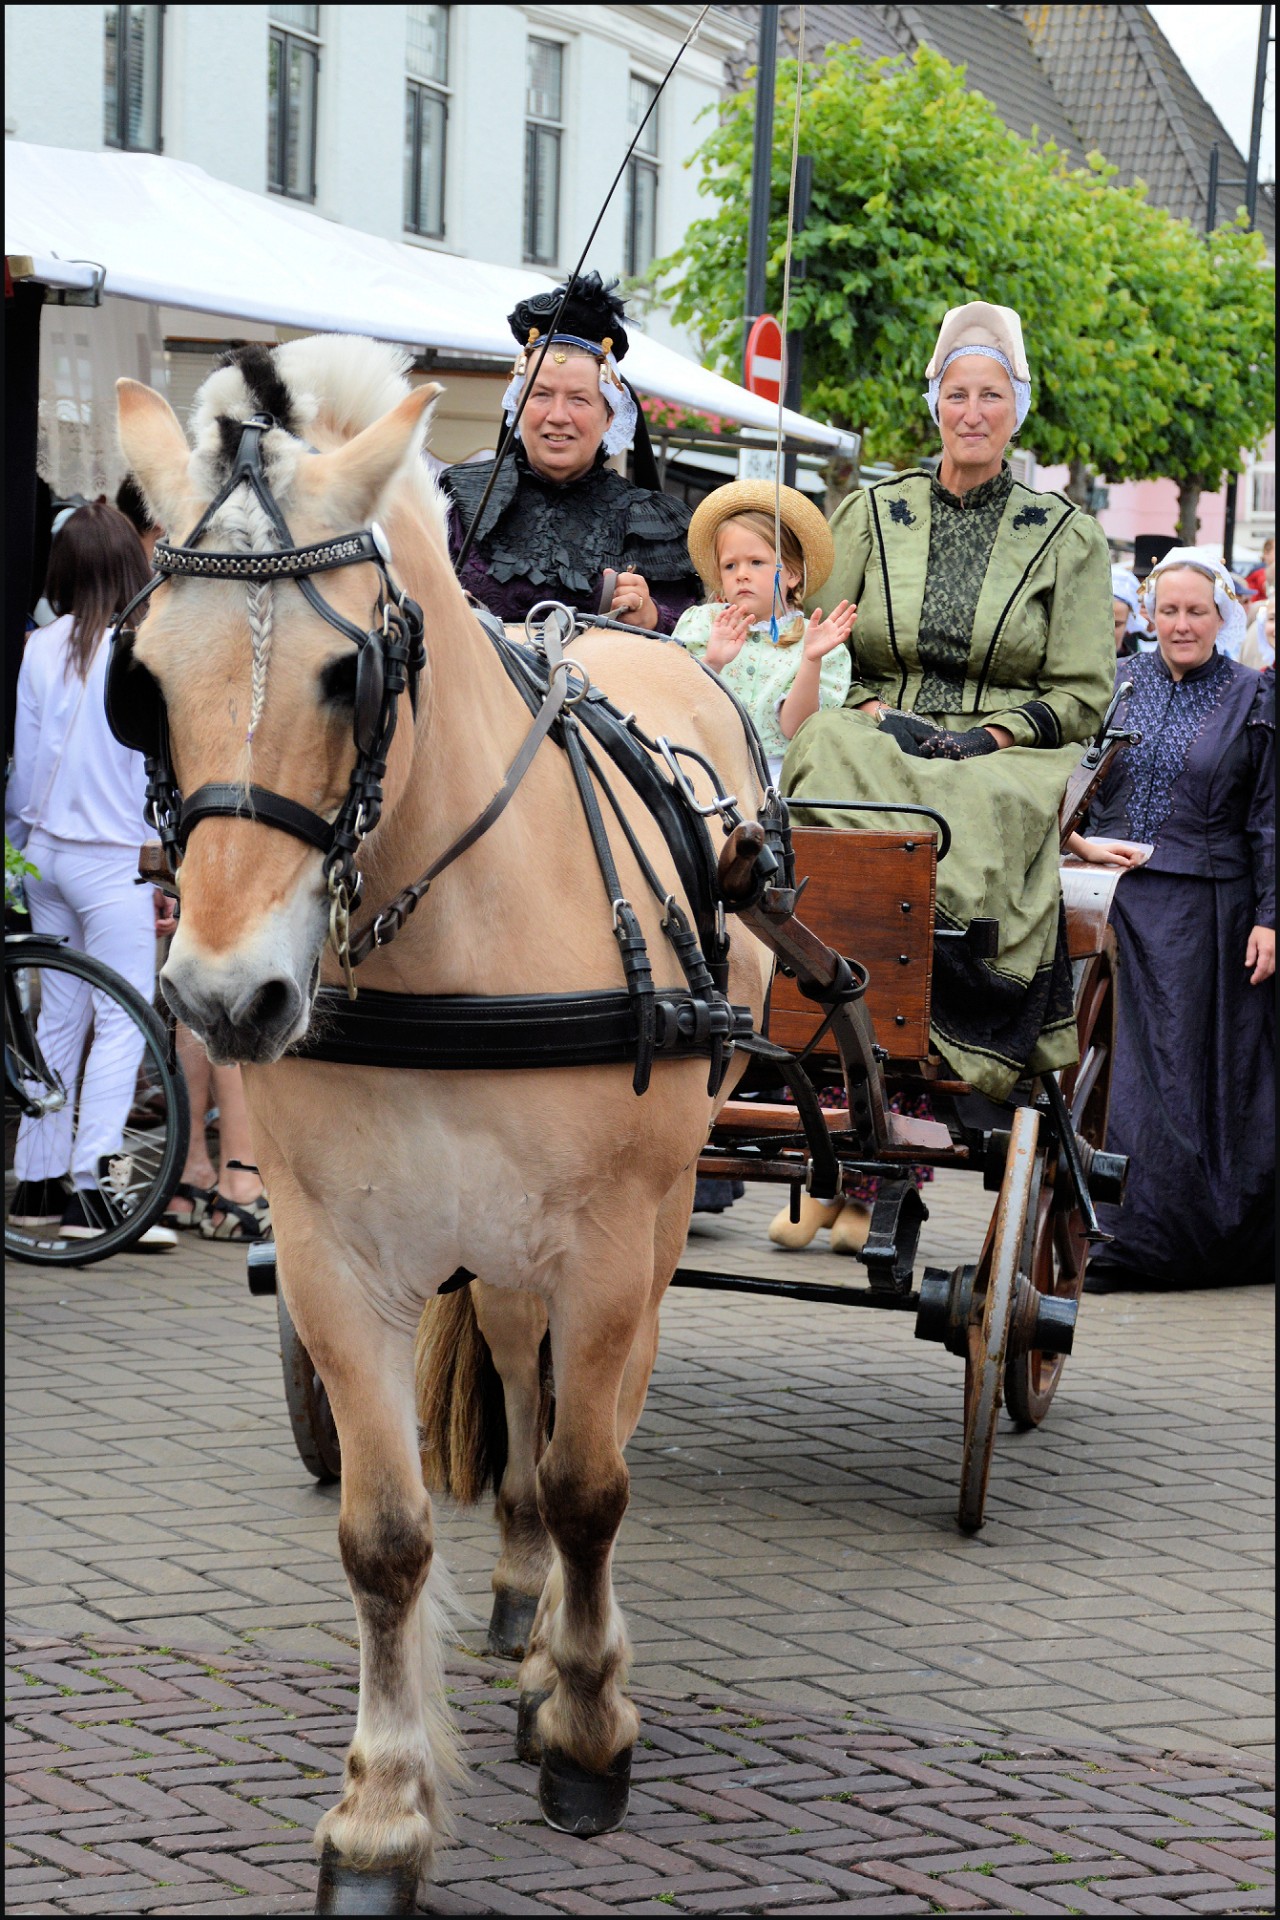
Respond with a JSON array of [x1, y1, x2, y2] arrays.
[[5, 937, 190, 1266]]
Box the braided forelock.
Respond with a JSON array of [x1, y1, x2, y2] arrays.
[[212, 486, 277, 761]]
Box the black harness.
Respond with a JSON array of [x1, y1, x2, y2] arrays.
[[105, 414, 773, 1095]]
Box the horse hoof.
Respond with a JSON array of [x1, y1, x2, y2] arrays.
[[538, 1745, 632, 1836], [515, 1687, 551, 1764], [488, 1588, 539, 1660], [316, 1841, 418, 1914]]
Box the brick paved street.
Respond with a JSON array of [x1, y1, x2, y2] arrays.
[[7, 1631, 1274, 1915], [6, 1176, 1275, 1911]]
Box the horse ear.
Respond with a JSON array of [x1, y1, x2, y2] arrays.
[[117, 379, 193, 533], [291, 383, 441, 525]]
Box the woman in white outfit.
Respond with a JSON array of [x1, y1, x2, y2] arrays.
[[6, 503, 176, 1248]]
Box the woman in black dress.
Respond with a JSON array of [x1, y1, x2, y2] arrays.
[[1069, 548, 1274, 1287], [439, 273, 698, 630]]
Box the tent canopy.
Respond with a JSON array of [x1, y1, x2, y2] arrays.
[[5, 141, 854, 453]]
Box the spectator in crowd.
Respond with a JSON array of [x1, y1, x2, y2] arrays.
[[164, 1029, 271, 1239], [1239, 553, 1275, 672], [107, 481, 270, 1238], [1069, 548, 1274, 1289], [115, 473, 164, 567], [5, 504, 176, 1249], [1111, 564, 1154, 655], [1245, 536, 1273, 602]]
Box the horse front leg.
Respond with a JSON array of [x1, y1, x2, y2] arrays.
[[516, 1175, 690, 1783], [472, 1281, 554, 1658], [519, 1218, 673, 1835], [284, 1251, 458, 1913]]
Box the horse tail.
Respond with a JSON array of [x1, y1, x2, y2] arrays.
[[415, 1286, 507, 1504]]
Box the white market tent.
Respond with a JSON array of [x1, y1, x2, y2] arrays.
[[5, 142, 854, 476]]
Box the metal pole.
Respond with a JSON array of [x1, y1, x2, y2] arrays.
[[1223, 7, 1271, 570], [744, 4, 779, 369], [782, 154, 813, 487], [1245, 4, 1271, 227], [1206, 141, 1220, 233]]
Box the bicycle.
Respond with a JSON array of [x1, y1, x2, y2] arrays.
[[5, 932, 191, 1265]]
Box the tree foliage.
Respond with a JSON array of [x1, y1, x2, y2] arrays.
[[651, 43, 1274, 501]]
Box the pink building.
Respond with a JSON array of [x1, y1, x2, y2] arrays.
[[1034, 430, 1276, 569]]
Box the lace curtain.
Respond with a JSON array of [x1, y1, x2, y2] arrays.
[[37, 297, 166, 502]]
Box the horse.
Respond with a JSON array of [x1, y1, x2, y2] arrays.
[[115, 335, 771, 1910]]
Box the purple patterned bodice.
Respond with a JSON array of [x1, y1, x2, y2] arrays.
[[1111, 650, 1234, 844]]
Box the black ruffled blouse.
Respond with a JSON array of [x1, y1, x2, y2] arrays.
[[441, 445, 699, 632]]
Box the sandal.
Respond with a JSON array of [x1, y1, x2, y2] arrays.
[[162, 1182, 216, 1231], [199, 1191, 272, 1241]]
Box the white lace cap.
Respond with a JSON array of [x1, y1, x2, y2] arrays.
[[501, 348, 638, 456], [1143, 545, 1248, 656]]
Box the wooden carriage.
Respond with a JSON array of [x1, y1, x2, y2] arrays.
[[250, 695, 1135, 1536], [668, 708, 1134, 1531]]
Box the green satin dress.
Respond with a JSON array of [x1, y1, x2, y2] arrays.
[[784, 464, 1114, 1099]]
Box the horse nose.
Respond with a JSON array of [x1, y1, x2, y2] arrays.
[[161, 951, 305, 1064]]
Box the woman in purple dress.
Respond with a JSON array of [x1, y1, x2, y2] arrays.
[[1069, 549, 1274, 1288], [439, 274, 699, 631]]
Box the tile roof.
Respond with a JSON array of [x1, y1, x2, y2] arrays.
[[1017, 4, 1274, 249], [713, 4, 1272, 250], [892, 4, 1082, 150]]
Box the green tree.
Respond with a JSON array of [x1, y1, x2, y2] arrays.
[[652, 42, 1274, 527]]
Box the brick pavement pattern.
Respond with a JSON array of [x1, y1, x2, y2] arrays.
[[8, 1177, 1272, 1763], [6, 1631, 1274, 1916]]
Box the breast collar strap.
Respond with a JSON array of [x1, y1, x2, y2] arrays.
[[117, 414, 426, 920]]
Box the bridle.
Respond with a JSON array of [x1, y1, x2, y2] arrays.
[[105, 414, 426, 985]]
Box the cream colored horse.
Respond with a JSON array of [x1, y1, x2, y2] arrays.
[[117, 336, 770, 1907]]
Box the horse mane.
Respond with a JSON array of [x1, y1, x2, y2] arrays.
[[185, 335, 449, 553]]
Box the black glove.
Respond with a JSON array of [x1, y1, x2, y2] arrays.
[[878, 712, 943, 757], [916, 726, 1000, 761]]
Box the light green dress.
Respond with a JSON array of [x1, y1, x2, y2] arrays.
[[784, 464, 1114, 1099], [675, 602, 852, 777]]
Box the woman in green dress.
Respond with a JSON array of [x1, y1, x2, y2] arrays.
[[783, 301, 1114, 1101]]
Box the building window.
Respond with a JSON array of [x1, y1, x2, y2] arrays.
[[524, 38, 563, 266], [103, 5, 163, 152], [405, 6, 448, 240], [268, 6, 319, 202], [624, 75, 659, 276]]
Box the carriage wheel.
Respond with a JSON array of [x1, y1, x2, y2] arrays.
[[277, 1289, 342, 1483], [958, 1104, 1043, 1533], [1004, 933, 1117, 1429]]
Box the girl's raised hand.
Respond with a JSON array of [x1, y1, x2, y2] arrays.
[[706, 603, 752, 668], [803, 600, 857, 660]]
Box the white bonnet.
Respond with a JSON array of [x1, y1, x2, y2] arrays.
[[1143, 546, 1247, 657]]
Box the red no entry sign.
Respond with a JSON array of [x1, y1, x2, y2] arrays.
[[744, 313, 784, 402]]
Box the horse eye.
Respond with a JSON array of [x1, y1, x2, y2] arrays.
[[319, 652, 357, 708]]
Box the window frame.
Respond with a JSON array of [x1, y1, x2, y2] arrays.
[[103, 3, 165, 155], [623, 73, 660, 278], [267, 9, 321, 204], [404, 6, 450, 242], [523, 36, 565, 268]]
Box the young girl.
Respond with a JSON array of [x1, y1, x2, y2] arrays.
[[675, 481, 856, 782]]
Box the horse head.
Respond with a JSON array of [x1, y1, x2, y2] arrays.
[[116, 339, 442, 1064]]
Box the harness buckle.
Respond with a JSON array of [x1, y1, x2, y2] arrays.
[[327, 870, 358, 1001]]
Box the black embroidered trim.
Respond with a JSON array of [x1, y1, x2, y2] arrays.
[[1012, 503, 1050, 530], [868, 486, 909, 707], [973, 499, 1075, 706], [888, 497, 917, 526], [930, 900, 1076, 1075], [1018, 699, 1062, 748]]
